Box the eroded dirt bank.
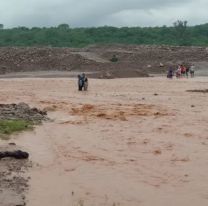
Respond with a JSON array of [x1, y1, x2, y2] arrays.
[[0, 77, 208, 206], [0, 45, 208, 78]]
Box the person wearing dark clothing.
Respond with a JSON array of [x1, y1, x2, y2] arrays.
[[78, 73, 88, 91], [78, 74, 83, 91], [186, 66, 190, 78], [167, 67, 174, 79]]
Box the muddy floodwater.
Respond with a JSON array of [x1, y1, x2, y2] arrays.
[[1, 77, 208, 206]]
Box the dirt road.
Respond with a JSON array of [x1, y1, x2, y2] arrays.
[[0, 77, 208, 206]]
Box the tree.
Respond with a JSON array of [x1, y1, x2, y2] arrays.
[[17, 26, 29, 31], [57, 24, 70, 30], [0, 24, 4, 29], [173, 20, 190, 45]]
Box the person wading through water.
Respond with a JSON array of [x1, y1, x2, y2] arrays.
[[78, 74, 83, 91], [167, 67, 174, 79], [77, 73, 88, 91], [176, 65, 182, 78], [181, 65, 186, 77], [190, 65, 195, 78], [186, 65, 190, 78]]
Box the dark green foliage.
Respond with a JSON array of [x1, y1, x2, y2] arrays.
[[173, 20, 190, 45], [57, 24, 70, 30], [0, 23, 208, 47]]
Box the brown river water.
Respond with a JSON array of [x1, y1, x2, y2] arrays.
[[0, 77, 208, 206]]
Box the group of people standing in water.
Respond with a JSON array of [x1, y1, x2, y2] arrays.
[[167, 64, 195, 79]]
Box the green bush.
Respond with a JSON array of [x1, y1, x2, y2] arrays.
[[0, 120, 33, 137]]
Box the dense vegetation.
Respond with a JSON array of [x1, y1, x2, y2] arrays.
[[0, 21, 208, 47]]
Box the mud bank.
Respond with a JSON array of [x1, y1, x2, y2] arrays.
[[0, 45, 208, 78]]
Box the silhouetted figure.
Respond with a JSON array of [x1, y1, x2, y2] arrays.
[[167, 67, 174, 79], [190, 65, 195, 78], [78, 73, 88, 91]]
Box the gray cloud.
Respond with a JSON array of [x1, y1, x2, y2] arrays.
[[0, 0, 207, 28]]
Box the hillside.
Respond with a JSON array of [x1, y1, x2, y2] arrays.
[[0, 45, 208, 78]]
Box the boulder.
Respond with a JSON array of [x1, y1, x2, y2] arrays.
[[0, 150, 29, 159]]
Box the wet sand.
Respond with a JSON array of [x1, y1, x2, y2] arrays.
[[0, 77, 208, 206]]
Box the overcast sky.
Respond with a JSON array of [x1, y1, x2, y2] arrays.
[[0, 0, 207, 28]]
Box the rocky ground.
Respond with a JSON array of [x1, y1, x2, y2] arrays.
[[0, 103, 47, 122], [0, 45, 208, 78]]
